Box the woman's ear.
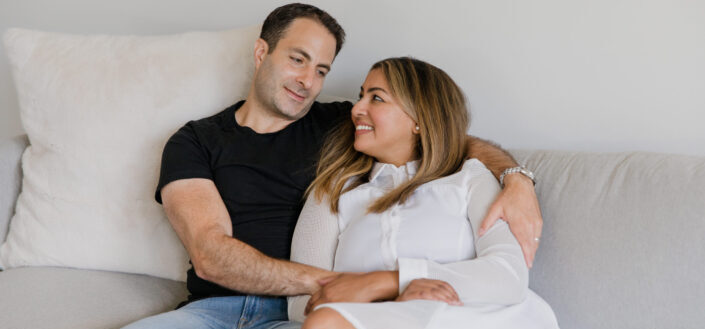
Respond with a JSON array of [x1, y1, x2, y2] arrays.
[[253, 38, 269, 69], [412, 124, 420, 135]]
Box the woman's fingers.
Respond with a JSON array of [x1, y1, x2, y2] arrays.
[[400, 279, 463, 306]]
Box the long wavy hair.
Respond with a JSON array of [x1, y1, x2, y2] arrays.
[[309, 57, 470, 213]]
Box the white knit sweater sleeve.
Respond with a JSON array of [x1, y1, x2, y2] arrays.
[[287, 191, 340, 323], [397, 171, 529, 305]]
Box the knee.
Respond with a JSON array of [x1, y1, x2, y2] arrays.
[[302, 307, 352, 329]]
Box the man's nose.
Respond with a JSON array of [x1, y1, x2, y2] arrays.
[[296, 68, 314, 89]]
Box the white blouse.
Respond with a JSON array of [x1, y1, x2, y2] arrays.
[[288, 159, 558, 329]]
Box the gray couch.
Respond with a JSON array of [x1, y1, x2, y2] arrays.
[[1, 134, 704, 329]]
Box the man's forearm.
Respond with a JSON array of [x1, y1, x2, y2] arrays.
[[161, 179, 333, 297], [195, 232, 331, 296], [466, 135, 518, 180]]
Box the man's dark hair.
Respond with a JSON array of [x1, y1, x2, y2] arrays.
[[260, 3, 346, 56]]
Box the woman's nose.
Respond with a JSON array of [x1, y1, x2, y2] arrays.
[[351, 100, 366, 117]]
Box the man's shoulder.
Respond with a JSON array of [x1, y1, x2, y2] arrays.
[[312, 99, 353, 112], [170, 101, 240, 142], [307, 100, 353, 123], [185, 101, 242, 131]]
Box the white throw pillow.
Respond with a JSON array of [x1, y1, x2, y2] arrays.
[[0, 25, 260, 281]]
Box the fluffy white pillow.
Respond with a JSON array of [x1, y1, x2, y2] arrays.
[[0, 25, 260, 281]]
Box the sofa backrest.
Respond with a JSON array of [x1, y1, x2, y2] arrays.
[[512, 149, 705, 329], [0, 134, 28, 244]]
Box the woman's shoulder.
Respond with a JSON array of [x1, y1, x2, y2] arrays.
[[426, 159, 495, 187], [461, 158, 494, 177]]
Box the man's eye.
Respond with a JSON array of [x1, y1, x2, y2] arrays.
[[317, 70, 328, 77], [291, 57, 303, 64]]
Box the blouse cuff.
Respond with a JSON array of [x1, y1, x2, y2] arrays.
[[397, 257, 429, 294]]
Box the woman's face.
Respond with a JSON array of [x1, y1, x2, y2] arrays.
[[351, 69, 418, 166]]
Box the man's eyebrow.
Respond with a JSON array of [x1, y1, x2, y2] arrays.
[[292, 47, 331, 71]]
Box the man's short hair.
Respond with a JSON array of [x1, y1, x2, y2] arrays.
[[260, 3, 346, 56]]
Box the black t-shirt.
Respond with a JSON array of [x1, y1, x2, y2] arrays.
[[155, 100, 351, 300]]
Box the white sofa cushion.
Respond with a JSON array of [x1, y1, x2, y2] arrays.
[[0, 26, 260, 281]]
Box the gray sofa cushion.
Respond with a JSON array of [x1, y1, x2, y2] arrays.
[[0, 135, 28, 244], [0, 267, 187, 329], [512, 150, 705, 329]]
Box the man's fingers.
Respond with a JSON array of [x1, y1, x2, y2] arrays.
[[305, 291, 322, 315], [306, 297, 327, 315], [525, 221, 541, 268], [304, 298, 314, 315], [506, 212, 543, 268], [304, 300, 312, 315], [479, 204, 502, 236], [522, 242, 535, 268]]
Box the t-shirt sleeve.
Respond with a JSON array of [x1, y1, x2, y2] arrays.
[[154, 123, 213, 203]]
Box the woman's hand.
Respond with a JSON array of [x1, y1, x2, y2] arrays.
[[305, 271, 399, 314], [395, 279, 463, 306]]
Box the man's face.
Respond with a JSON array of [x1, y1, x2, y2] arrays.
[[253, 18, 337, 120]]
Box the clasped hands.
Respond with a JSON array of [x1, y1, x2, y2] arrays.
[[304, 271, 462, 315]]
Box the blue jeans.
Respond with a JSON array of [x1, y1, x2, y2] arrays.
[[122, 295, 302, 329]]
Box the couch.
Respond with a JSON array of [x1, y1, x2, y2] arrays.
[[2, 23, 704, 329], [1, 132, 704, 328]]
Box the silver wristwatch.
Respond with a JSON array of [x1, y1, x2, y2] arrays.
[[499, 166, 536, 187]]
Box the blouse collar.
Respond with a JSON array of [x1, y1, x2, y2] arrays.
[[369, 160, 420, 185]]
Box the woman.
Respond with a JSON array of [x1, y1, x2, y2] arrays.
[[288, 57, 558, 329]]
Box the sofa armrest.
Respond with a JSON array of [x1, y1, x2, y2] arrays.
[[0, 135, 28, 244]]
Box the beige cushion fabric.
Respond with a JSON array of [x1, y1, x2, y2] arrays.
[[0, 267, 187, 329], [512, 150, 705, 329]]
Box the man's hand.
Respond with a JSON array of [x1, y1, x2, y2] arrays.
[[305, 271, 398, 314], [479, 174, 543, 268], [395, 279, 462, 306]]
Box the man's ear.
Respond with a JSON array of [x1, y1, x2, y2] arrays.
[[253, 38, 269, 69]]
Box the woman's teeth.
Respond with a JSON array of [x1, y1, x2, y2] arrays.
[[356, 125, 374, 131]]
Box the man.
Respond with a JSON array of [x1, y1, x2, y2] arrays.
[[124, 3, 542, 329]]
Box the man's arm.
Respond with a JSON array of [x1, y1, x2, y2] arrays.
[[161, 178, 332, 296], [466, 135, 518, 179], [466, 135, 543, 268]]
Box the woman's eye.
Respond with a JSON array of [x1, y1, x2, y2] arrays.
[[373, 95, 384, 102]]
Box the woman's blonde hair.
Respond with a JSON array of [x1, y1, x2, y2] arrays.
[[309, 57, 469, 213]]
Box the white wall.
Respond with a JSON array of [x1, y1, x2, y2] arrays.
[[2, 0, 704, 156]]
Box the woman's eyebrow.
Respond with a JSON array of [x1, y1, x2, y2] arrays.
[[359, 86, 388, 94]]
